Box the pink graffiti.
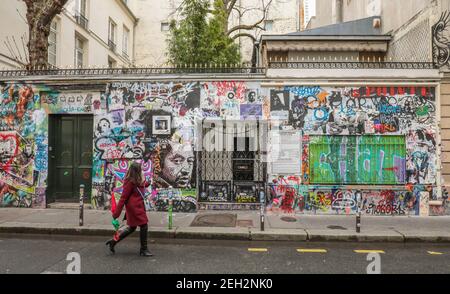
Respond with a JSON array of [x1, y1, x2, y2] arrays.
[[107, 160, 153, 196], [0, 132, 20, 171], [211, 81, 246, 101]]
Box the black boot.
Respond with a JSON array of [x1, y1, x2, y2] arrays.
[[105, 239, 116, 254], [139, 225, 153, 257], [106, 226, 136, 254]]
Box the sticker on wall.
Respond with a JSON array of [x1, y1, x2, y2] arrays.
[[240, 104, 262, 120], [420, 191, 430, 216], [41, 92, 99, 114], [152, 115, 171, 135]]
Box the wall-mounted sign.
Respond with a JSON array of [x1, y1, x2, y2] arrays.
[[269, 130, 301, 175]]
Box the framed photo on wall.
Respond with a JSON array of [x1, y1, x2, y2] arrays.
[[152, 115, 171, 135]]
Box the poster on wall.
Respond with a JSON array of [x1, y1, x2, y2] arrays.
[[269, 130, 301, 175], [152, 116, 171, 135], [240, 104, 263, 119], [270, 89, 290, 111], [41, 92, 101, 114], [420, 191, 430, 217]]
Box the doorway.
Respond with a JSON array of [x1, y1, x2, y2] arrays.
[[48, 115, 93, 202]]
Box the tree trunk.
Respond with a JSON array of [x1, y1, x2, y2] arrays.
[[28, 21, 51, 70], [23, 0, 68, 70]]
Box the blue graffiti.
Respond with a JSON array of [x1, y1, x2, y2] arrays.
[[378, 104, 402, 114], [35, 134, 48, 172], [285, 86, 321, 98], [313, 107, 329, 121]]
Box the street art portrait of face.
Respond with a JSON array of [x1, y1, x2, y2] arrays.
[[156, 140, 194, 189], [246, 90, 257, 103], [95, 118, 111, 137], [270, 90, 290, 111]]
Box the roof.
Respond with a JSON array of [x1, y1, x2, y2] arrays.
[[260, 16, 391, 42], [289, 16, 384, 36]]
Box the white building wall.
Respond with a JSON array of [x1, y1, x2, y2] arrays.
[[312, 0, 432, 35], [230, 0, 299, 63], [0, 0, 136, 69], [129, 0, 299, 65], [130, 0, 181, 66], [0, 0, 29, 68]]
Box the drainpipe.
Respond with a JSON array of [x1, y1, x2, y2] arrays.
[[132, 18, 138, 67], [334, 0, 343, 24], [436, 83, 443, 202], [252, 41, 260, 69]]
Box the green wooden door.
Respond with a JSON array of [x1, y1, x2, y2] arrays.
[[49, 115, 93, 202], [309, 135, 406, 185]]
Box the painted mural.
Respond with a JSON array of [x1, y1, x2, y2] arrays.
[[267, 181, 421, 216], [0, 83, 39, 207], [267, 86, 441, 215], [91, 81, 268, 212], [0, 80, 447, 216], [0, 84, 104, 208]]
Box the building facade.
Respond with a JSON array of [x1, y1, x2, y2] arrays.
[[300, 0, 315, 30], [1, 0, 450, 217], [128, 0, 301, 66], [284, 0, 450, 192], [0, 0, 137, 69], [0, 62, 447, 216]]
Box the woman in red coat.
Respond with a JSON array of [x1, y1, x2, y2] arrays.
[[106, 162, 153, 257]]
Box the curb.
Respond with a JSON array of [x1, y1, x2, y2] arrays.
[[250, 229, 308, 241], [1, 225, 450, 243], [0, 226, 112, 237], [403, 235, 450, 243], [306, 229, 406, 243]]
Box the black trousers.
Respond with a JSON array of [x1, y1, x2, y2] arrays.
[[117, 224, 148, 250]]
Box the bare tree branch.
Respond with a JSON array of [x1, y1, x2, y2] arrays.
[[226, 0, 273, 36], [231, 32, 256, 42], [226, 0, 238, 17], [232, 5, 260, 18]]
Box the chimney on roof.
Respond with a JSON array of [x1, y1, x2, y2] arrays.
[[373, 17, 381, 29]]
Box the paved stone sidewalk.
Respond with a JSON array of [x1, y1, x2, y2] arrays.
[[1, 208, 450, 242]]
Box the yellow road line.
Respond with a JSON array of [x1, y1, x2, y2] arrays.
[[297, 249, 327, 253], [427, 251, 444, 255], [354, 250, 385, 254], [248, 248, 268, 252]]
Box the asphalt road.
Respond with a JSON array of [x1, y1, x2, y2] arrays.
[[0, 234, 449, 274]]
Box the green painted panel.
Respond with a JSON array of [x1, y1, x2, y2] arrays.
[[309, 136, 406, 185]]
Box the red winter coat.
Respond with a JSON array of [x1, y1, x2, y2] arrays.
[[113, 179, 149, 227]]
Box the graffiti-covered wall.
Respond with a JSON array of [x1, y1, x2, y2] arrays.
[[92, 81, 270, 212], [267, 86, 445, 216], [0, 80, 447, 216], [0, 82, 101, 208], [0, 84, 41, 207]]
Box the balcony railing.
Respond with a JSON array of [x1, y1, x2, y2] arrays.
[[74, 13, 89, 30], [0, 65, 266, 78], [108, 40, 116, 52], [0, 61, 437, 78], [268, 61, 437, 70]]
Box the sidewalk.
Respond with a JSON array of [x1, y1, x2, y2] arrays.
[[1, 208, 450, 242]]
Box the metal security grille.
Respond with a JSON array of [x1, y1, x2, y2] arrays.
[[309, 135, 406, 185], [198, 120, 266, 203]]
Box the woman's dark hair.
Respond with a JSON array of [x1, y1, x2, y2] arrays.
[[125, 162, 143, 185]]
